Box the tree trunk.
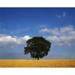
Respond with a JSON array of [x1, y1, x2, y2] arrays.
[[37, 58, 39, 60]]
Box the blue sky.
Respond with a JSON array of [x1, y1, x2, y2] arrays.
[[0, 8, 75, 59]]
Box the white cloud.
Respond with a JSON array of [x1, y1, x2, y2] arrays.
[[22, 35, 31, 41], [40, 25, 75, 46], [40, 27, 50, 32], [0, 35, 31, 50], [56, 12, 66, 18]]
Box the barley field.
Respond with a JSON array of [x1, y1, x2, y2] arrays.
[[0, 60, 75, 67]]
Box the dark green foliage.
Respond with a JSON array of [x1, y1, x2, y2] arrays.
[[24, 37, 51, 60]]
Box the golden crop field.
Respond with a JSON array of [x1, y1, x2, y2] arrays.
[[0, 60, 75, 67]]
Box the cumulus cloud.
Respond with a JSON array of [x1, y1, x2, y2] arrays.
[[40, 25, 75, 46], [0, 35, 31, 50]]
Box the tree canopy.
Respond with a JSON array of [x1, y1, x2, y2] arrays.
[[24, 37, 51, 60]]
